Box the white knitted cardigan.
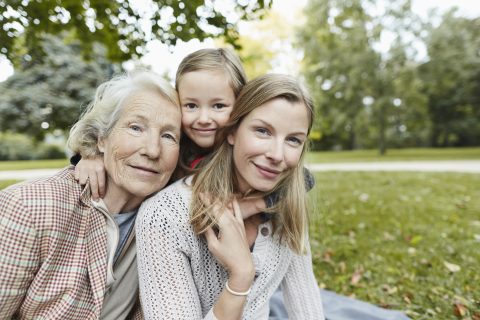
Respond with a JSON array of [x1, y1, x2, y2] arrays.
[[136, 178, 325, 320]]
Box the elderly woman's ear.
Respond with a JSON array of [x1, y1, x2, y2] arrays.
[[97, 139, 105, 154]]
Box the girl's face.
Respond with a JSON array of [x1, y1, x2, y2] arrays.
[[178, 70, 236, 149], [227, 98, 309, 193]]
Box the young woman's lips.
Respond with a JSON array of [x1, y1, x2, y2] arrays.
[[254, 163, 281, 179]]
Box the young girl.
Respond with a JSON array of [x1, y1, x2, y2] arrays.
[[136, 73, 325, 319]]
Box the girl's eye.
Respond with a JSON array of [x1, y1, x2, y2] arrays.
[[213, 103, 227, 110], [184, 103, 197, 110]]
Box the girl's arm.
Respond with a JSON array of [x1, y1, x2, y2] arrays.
[[239, 168, 316, 219], [136, 192, 254, 320], [73, 155, 106, 201]]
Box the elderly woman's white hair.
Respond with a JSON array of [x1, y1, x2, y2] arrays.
[[67, 70, 179, 157]]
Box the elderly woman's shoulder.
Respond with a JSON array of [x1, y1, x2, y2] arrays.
[[1, 166, 83, 206]]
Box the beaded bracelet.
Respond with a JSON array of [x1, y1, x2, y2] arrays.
[[225, 280, 251, 296]]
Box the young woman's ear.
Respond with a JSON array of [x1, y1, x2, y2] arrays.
[[227, 132, 235, 146]]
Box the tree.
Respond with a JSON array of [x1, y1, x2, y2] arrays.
[[0, 0, 271, 66], [298, 0, 429, 152], [420, 11, 480, 147], [0, 35, 118, 141]]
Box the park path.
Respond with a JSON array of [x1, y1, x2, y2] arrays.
[[1, 160, 479, 181]]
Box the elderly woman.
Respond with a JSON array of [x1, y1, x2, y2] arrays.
[[0, 70, 181, 319]]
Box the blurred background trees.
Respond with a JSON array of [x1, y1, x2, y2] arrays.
[[0, 0, 479, 159]]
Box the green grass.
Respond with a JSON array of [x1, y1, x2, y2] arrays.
[[0, 180, 21, 189], [0, 159, 69, 171], [306, 147, 480, 163], [309, 171, 480, 319]]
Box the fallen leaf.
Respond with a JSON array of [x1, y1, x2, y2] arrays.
[[350, 270, 362, 285], [453, 302, 468, 317], [444, 261, 461, 273]]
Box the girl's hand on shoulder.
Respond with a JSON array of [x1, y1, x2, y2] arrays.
[[74, 155, 106, 201], [237, 196, 267, 220], [204, 197, 255, 285]]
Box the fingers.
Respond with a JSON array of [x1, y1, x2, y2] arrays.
[[89, 174, 100, 201], [232, 198, 245, 227], [204, 226, 218, 251], [96, 170, 106, 198]]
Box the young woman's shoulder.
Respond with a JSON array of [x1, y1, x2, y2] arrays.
[[137, 177, 193, 227]]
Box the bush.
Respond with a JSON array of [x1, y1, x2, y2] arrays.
[[0, 132, 66, 160], [0, 132, 35, 160]]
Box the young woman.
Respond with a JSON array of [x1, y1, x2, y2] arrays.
[[136, 73, 325, 319]]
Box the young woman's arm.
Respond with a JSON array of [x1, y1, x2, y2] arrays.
[[239, 167, 316, 219], [281, 238, 325, 319]]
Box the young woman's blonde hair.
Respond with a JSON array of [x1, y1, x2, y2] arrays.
[[67, 70, 179, 157], [174, 48, 248, 178], [190, 73, 315, 254]]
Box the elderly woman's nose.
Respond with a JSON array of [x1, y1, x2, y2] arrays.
[[142, 135, 162, 158]]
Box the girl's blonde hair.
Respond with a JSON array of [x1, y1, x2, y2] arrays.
[[174, 48, 248, 178], [190, 73, 314, 254]]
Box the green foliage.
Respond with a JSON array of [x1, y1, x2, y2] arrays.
[[420, 11, 480, 147], [0, 132, 66, 160], [0, 35, 116, 140], [310, 171, 480, 318], [0, 0, 271, 65], [299, 0, 430, 152]]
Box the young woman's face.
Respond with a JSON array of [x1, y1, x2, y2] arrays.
[[178, 70, 236, 149], [227, 98, 310, 193]]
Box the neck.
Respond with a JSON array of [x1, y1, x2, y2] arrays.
[[101, 184, 143, 214]]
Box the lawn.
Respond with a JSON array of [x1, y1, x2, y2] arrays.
[[0, 159, 69, 171], [310, 171, 480, 319], [306, 147, 480, 163]]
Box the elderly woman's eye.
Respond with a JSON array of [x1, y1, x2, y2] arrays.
[[162, 133, 177, 142], [130, 124, 142, 131]]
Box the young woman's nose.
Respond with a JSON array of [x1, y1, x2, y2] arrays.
[[265, 139, 284, 162]]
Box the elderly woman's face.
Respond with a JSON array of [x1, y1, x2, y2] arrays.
[[98, 90, 181, 201]]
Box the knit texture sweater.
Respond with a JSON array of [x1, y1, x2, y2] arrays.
[[136, 178, 325, 320]]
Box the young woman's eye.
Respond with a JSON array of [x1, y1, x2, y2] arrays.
[[212, 103, 227, 110], [184, 103, 197, 110], [287, 136, 303, 146], [255, 127, 270, 136]]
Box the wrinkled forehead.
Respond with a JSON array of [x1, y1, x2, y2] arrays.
[[119, 90, 181, 128]]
